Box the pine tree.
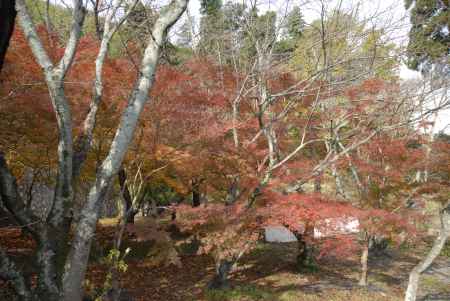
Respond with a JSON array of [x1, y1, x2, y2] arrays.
[[405, 0, 449, 73]]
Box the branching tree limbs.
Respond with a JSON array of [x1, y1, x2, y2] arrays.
[[62, 1, 188, 299], [0, 0, 188, 300], [405, 201, 450, 301]]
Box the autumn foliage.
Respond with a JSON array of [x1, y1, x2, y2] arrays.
[[1, 16, 448, 299]]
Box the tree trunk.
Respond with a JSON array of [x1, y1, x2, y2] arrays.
[[359, 240, 369, 286], [404, 204, 450, 301], [0, 0, 16, 73], [0, 247, 32, 300], [0, 152, 60, 300], [314, 176, 321, 193], [207, 260, 233, 290], [192, 178, 201, 207], [60, 2, 188, 299], [296, 236, 307, 269], [331, 164, 346, 199], [369, 235, 388, 256], [118, 168, 136, 224], [225, 176, 240, 205], [294, 223, 315, 271]]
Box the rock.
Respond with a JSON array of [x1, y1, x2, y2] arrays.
[[265, 226, 297, 243]]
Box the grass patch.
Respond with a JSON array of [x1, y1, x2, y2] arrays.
[[441, 241, 450, 258], [205, 285, 401, 301], [421, 275, 450, 293], [279, 289, 401, 301], [206, 285, 274, 301]]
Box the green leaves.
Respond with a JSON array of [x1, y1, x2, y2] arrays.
[[405, 0, 450, 72]]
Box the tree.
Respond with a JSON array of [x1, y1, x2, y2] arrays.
[[290, 8, 399, 81], [198, 0, 222, 53], [405, 0, 450, 73], [198, 0, 249, 67], [186, 1, 410, 287], [404, 134, 450, 301], [200, 0, 222, 15], [0, 0, 188, 300], [0, 0, 16, 73], [283, 5, 305, 40], [405, 201, 449, 301]]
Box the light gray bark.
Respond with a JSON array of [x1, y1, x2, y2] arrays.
[[73, 0, 139, 178], [16, 0, 84, 228], [9, 1, 186, 300], [61, 1, 188, 300], [359, 238, 369, 286], [15, 2, 86, 299], [404, 203, 450, 301], [331, 163, 346, 198]]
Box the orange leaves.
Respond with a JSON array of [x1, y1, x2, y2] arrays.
[[173, 202, 261, 262], [361, 78, 386, 95], [357, 208, 421, 244]]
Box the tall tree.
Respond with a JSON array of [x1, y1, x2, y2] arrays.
[[405, 0, 450, 73], [0, 0, 188, 300], [200, 0, 222, 15], [0, 0, 16, 73], [283, 5, 305, 40], [198, 0, 224, 55]]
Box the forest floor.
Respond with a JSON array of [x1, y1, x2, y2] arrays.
[[1, 218, 449, 301]]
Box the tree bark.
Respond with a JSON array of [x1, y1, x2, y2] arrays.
[[207, 260, 233, 289], [404, 204, 450, 301], [8, 1, 159, 300], [61, 2, 188, 300], [0, 0, 16, 73], [331, 163, 346, 198], [118, 168, 136, 224], [0, 247, 31, 301], [0, 153, 61, 300], [192, 178, 201, 207], [294, 223, 315, 271], [359, 239, 369, 286], [314, 176, 322, 193], [225, 176, 240, 205], [15, 2, 86, 297]]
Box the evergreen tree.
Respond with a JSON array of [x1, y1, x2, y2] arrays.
[[198, 0, 224, 55], [200, 0, 222, 15], [405, 0, 449, 73], [284, 5, 305, 40]]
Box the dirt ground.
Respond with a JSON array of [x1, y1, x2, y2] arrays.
[[1, 222, 449, 301]]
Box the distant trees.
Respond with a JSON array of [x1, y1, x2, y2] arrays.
[[290, 7, 398, 81], [283, 5, 305, 40]]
